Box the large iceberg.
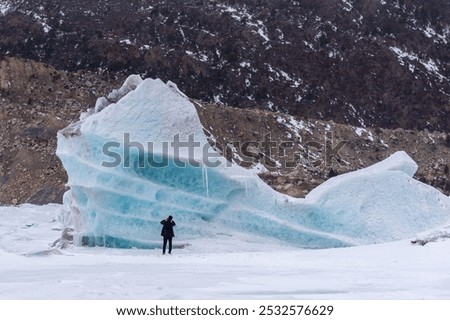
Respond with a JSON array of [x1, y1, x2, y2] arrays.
[[56, 76, 450, 249]]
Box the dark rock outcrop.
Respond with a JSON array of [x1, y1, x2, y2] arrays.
[[1, 0, 449, 131]]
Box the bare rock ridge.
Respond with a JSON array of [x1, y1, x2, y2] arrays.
[[0, 57, 120, 204], [0, 57, 449, 205]]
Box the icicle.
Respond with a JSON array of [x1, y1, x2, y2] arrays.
[[202, 164, 209, 198]]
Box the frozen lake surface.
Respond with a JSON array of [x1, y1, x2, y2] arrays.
[[1, 204, 450, 300]]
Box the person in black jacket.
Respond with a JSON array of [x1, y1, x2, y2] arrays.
[[160, 215, 176, 255]]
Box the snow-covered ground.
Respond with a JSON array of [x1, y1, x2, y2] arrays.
[[1, 204, 450, 300]]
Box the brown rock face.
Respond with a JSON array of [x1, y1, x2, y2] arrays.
[[0, 57, 119, 204]]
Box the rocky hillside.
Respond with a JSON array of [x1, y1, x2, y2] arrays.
[[196, 102, 450, 198], [0, 57, 120, 204], [0, 57, 449, 205], [0, 0, 449, 132]]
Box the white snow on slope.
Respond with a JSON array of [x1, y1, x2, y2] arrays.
[[390, 46, 448, 81], [341, 0, 353, 12], [56, 76, 450, 250], [0, 1, 10, 15], [421, 24, 449, 44], [355, 127, 374, 141], [217, 4, 270, 43]]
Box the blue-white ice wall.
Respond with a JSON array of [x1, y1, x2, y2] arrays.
[[56, 77, 450, 249]]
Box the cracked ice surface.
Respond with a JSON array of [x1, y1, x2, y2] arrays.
[[56, 76, 450, 249]]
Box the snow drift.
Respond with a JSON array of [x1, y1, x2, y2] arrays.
[[56, 76, 450, 249]]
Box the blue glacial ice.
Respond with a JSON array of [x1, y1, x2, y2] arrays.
[[56, 76, 450, 249]]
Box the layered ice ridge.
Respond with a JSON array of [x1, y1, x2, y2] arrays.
[[56, 76, 450, 249]]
